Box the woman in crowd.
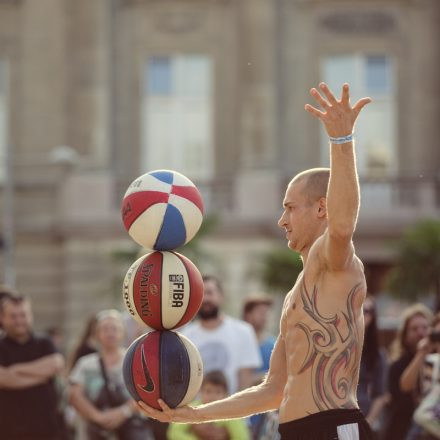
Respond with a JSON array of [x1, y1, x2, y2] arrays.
[[382, 304, 433, 440], [69, 309, 150, 440], [401, 312, 440, 439]]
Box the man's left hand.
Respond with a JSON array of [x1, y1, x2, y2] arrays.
[[305, 82, 371, 138]]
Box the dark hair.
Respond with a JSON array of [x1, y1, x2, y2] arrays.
[[390, 303, 433, 360], [0, 292, 28, 314], [431, 312, 440, 329], [202, 370, 228, 392], [242, 295, 273, 318], [0, 286, 15, 329], [291, 168, 330, 204], [362, 299, 380, 371], [202, 275, 224, 294], [67, 314, 98, 371], [0, 285, 16, 297]]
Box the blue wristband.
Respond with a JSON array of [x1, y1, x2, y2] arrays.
[[329, 133, 354, 144]]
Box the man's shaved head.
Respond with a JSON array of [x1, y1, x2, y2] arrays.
[[290, 168, 330, 205]]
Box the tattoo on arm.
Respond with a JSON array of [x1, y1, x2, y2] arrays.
[[295, 280, 362, 411]]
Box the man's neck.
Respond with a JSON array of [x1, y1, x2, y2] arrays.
[[8, 332, 32, 344], [301, 227, 327, 263], [200, 314, 224, 330], [255, 329, 264, 342]]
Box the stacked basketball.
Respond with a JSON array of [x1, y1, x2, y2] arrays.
[[120, 170, 205, 409]]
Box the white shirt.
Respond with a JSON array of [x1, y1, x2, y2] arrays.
[[180, 315, 262, 393]]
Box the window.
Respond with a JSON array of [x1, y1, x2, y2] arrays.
[[142, 55, 214, 180], [320, 54, 396, 177], [0, 61, 7, 183]]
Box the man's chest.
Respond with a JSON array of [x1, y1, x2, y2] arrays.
[[281, 278, 361, 347], [0, 339, 45, 365]]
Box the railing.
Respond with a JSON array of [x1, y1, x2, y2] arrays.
[[359, 176, 440, 217]]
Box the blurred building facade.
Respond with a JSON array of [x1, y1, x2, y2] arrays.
[[0, 0, 439, 340]]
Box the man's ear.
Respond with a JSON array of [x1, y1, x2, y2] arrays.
[[317, 197, 327, 218]]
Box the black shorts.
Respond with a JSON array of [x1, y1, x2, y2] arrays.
[[278, 408, 373, 440]]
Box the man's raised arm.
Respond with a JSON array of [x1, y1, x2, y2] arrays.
[[305, 83, 371, 270], [138, 334, 287, 424]]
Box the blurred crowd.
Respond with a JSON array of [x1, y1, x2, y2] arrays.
[[1, 280, 440, 440]]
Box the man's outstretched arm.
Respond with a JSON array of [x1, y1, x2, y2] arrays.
[[138, 334, 287, 424], [305, 83, 371, 270]]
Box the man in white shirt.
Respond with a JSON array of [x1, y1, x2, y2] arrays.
[[180, 275, 262, 394]]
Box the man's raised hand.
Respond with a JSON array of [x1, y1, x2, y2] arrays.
[[304, 82, 371, 138]]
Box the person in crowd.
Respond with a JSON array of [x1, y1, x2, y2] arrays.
[[122, 310, 145, 347], [0, 285, 14, 335], [167, 370, 250, 440], [242, 293, 276, 383], [46, 325, 65, 354], [401, 312, 440, 439], [0, 292, 66, 440], [67, 313, 98, 372], [356, 295, 388, 437], [180, 274, 262, 394], [382, 303, 433, 440], [242, 294, 278, 439], [69, 309, 150, 440]]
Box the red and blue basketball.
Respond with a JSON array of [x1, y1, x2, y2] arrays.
[[121, 170, 204, 250], [122, 250, 203, 330], [123, 331, 203, 409]]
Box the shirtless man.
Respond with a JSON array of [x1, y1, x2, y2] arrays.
[[138, 83, 373, 440]]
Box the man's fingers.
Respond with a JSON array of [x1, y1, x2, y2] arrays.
[[319, 82, 338, 105], [137, 401, 154, 415], [304, 104, 325, 119], [353, 97, 372, 115], [137, 401, 167, 420], [341, 83, 350, 106], [158, 399, 171, 412], [310, 88, 330, 110]]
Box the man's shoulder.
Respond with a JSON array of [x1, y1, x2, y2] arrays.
[[179, 321, 212, 343], [179, 320, 201, 335], [224, 315, 255, 334], [30, 332, 58, 354], [308, 232, 364, 273], [261, 334, 277, 347], [32, 332, 53, 343]]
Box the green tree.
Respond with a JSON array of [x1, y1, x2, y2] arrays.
[[387, 219, 440, 309], [260, 247, 303, 294]]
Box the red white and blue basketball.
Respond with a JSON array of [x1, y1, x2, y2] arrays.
[[123, 251, 203, 330], [123, 330, 203, 409], [121, 170, 204, 251]]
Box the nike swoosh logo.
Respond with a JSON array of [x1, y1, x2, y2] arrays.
[[137, 344, 155, 393]]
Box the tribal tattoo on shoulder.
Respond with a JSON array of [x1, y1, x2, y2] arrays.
[[295, 280, 362, 411]]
